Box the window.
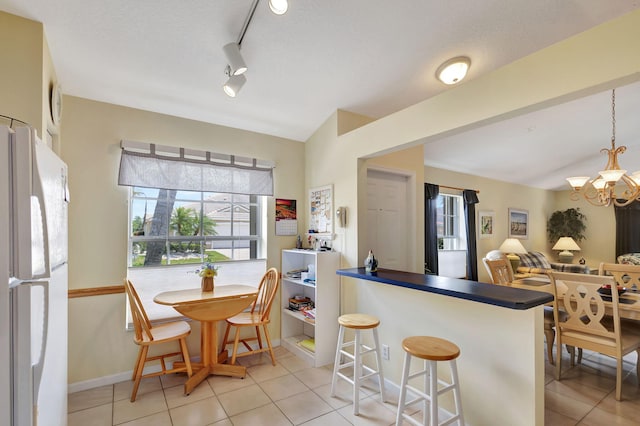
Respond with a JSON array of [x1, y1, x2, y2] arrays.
[[127, 187, 267, 323], [437, 194, 468, 278], [129, 187, 265, 266], [437, 194, 466, 250]]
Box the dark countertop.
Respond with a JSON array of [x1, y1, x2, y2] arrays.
[[336, 267, 553, 310]]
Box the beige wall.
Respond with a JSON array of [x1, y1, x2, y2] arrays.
[[0, 12, 45, 136], [61, 96, 305, 384]]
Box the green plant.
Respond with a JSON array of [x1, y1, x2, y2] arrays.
[[547, 208, 587, 243]]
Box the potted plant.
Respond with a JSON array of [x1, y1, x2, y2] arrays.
[[547, 208, 587, 243]]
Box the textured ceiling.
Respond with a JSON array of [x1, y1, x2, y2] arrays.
[[1, 0, 639, 189]]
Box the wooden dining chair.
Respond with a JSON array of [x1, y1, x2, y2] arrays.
[[124, 279, 193, 402], [549, 271, 640, 401], [599, 262, 640, 292], [221, 267, 280, 366], [483, 257, 567, 364]]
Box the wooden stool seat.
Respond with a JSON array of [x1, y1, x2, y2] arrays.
[[338, 313, 380, 329], [331, 313, 386, 415], [396, 336, 464, 426], [402, 336, 460, 361]]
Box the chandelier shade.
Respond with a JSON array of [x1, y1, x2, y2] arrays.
[[566, 89, 640, 207]]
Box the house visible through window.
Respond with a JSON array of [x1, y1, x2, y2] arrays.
[[437, 193, 468, 278], [127, 186, 267, 323]]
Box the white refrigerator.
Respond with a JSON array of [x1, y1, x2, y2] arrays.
[[0, 125, 69, 426]]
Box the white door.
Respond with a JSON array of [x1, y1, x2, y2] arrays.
[[366, 169, 409, 271]]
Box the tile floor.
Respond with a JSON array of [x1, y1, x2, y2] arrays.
[[68, 345, 640, 425]]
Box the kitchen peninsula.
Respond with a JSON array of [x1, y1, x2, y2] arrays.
[[336, 267, 552, 426]]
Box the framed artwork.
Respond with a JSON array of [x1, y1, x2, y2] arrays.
[[309, 184, 333, 236], [508, 208, 529, 239], [275, 198, 297, 236], [478, 210, 495, 239]]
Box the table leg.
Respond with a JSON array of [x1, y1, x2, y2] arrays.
[[183, 320, 248, 395]]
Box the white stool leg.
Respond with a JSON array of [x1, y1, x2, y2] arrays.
[[395, 351, 412, 426], [353, 329, 362, 415], [372, 327, 386, 402], [450, 359, 464, 426], [330, 325, 345, 397], [422, 359, 428, 426], [428, 360, 438, 426]]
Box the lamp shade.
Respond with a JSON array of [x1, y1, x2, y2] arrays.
[[499, 238, 527, 255], [552, 237, 581, 252]]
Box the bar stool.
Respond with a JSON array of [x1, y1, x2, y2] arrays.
[[330, 313, 386, 415], [396, 336, 464, 426]]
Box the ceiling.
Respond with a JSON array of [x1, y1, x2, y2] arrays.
[[1, 0, 640, 190]]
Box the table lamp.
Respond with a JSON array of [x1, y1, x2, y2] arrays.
[[552, 237, 581, 264], [499, 238, 527, 272]]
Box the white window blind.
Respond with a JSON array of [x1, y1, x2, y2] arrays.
[[118, 140, 275, 195]]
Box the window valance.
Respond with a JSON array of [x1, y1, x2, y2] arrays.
[[117, 140, 275, 195]]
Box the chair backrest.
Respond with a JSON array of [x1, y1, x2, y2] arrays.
[[124, 279, 154, 343], [599, 262, 640, 291], [549, 271, 620, 351], [484, 258, 514, 285], [251, 268, 280, 321]]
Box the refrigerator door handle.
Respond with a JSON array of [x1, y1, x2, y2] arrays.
[[28, 281, 49, 407]]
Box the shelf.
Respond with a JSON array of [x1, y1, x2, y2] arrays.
[[282, 277, 316, 288], [282, 308, 316, 325], [282, 335, 316, 365]]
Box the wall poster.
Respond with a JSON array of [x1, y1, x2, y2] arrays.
[[309, 184, 333, 236], [275, 198, 297, 236]]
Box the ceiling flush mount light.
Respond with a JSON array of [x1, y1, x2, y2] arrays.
[[436, 56, 471, 85], [269, 0, 288, 15], [566, 89, 640, 207], [223, 67, 247, 97], [223, 42, 247, 76]]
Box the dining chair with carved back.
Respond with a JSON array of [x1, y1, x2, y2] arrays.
[[549, 271, 640, 401], [124, 279, 193, 402], [599, 262, 640, 292], [221, 267, 280, 366], [484, 257, 564, 365]]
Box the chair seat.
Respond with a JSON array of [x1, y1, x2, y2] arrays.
[[338, 313, 380, 329], [226, 312, 265, 326], [140, 321, 191, 344], [402, 336, 460, 361]]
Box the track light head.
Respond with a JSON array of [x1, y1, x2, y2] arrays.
[[269, 0, 288, 15], [223, 69, 247, 97], [223, 42, 247, 76]]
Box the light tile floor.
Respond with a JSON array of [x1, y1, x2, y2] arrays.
[[68, 345, 640, 425]]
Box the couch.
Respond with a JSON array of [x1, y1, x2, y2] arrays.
[[618, 253, 640, 265], [516, 251, 590, 275]]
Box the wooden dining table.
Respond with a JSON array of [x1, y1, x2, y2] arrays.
[[512, 276, 640, 321], [154, 284, 258, 394]]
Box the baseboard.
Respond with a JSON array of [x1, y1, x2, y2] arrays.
[[68, 339, 281, 394]]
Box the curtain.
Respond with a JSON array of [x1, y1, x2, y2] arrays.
[[424, 183, 439, 275], [614, 200, 640, 257], [463, 189, 480, 281], [118, 141, 275, 195]]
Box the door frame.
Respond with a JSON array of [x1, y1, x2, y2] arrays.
[[364, 165, 417, 272]]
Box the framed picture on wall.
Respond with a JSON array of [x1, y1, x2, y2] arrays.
[[508, 208, 529, 239], [478, 210, 495, 239]]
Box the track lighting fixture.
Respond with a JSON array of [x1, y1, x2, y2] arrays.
[[223, 66, 247, 97], [222, 42, 247, 76], [269, 0, 288, 15], [223, 0, 289, 97]]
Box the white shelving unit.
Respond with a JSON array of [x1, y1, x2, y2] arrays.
[[281, 249, 340, 367]]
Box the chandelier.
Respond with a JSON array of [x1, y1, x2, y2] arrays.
[[566, 89, 640, 207]]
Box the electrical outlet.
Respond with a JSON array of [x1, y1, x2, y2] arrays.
[[382, 344, 390, 360]]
